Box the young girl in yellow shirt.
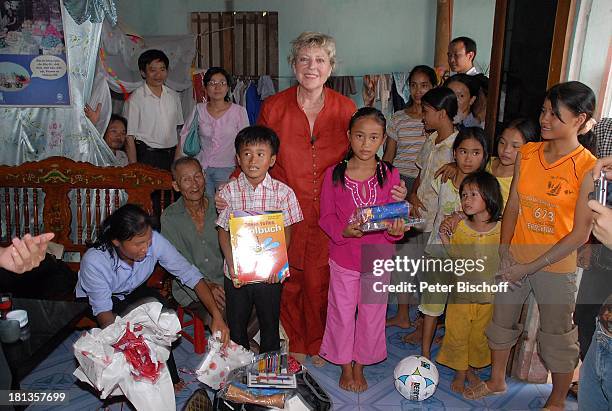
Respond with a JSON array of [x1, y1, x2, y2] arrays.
[[438, 171, 503, 393]]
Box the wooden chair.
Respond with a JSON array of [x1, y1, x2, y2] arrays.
[[0, 156, 175, 287]]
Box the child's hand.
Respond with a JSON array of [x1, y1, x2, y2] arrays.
[[434, 162, 458, 183], [343, 222, 364, 238], [408, 193, 426, 218], [387, 218, 405, 237], [84, 103, 101, 124], [229, 267, 243, 288], [439, 227, 450, 245], [498, 246, 516, 271], [266, 272, 280, 284], [439, 212, 463, 238], [391, 180, 408, 201], [498, 263, 533, 288]]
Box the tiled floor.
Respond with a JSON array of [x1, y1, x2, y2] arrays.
[[18, 306, 579, 410]]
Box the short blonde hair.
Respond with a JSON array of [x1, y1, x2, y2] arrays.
[[288, 32, 336, 70]]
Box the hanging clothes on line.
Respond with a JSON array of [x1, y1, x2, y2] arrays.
[[233, 79, 248, 107], [257, 75, 276, 99], [392, 72, 411, 105], [325, 76, 357, 97], [230, 74, 277, 124], [391, 76, 407, 112], [362, 74, 394, 118], [362, 74, 378, 107], [245, 82, 262, 125], [378, 74, 392, 115]]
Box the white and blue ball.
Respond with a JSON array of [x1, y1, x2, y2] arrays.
[[394, 355, 439, 401]]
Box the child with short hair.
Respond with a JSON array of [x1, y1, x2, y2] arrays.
[[437, 171, 503, 393], [124, 49, 184, 169], [216, 125, 303, 353]]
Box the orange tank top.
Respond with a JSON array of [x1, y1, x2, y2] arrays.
[[511, 142, 595, 273]]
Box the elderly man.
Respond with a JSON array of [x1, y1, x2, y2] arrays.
[[448, 36, 479, 75], [161, 157, 225, 323]]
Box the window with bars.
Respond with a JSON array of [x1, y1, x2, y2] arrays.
[[190, 11, 279, 80]]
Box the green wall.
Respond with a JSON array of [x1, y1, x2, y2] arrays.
[[453, 0, 496, 75], [117, 0, 496, 92]]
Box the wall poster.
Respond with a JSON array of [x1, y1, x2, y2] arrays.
[[0, 0, 70, 106]]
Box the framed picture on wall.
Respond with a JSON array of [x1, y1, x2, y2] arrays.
[[0, 0, 71, 106]]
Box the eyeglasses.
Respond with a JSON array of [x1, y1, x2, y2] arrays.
[[208, 80, 228, 87]]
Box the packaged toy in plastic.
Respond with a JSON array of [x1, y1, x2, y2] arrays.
[[349, 201, 424, 232]]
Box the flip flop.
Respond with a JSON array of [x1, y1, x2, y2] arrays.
[[463, 381, 507, 400]]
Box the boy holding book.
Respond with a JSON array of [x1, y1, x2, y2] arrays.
[[217, 125, 303, 353]]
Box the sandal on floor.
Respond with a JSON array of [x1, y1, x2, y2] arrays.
[[463, 381, 507, 400]]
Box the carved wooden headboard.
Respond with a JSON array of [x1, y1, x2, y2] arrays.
[[0, 156, 174, 266]]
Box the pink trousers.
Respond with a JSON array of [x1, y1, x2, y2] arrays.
[[319, 259, 388, 365]]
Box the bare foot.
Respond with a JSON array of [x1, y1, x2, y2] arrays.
[[173, 379, 188, 393], [386, 314, 411, 328], [542, 402, 565, 411], [353, 363, 368, 392], [290, 352, 306, 364], [432, 333, 444, 345], [466, 368, 481, 388], [339, 364, 355, 392], [451, 370, 467, 393], [402, 319, 423, 345], [310, 354, 326, 368]]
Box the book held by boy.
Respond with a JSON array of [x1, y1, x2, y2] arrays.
[[229, 211, 289, 286]]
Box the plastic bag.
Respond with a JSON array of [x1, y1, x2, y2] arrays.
[[215, 355, 332, 411], [196, 331, 254, 389], [222, 382, 287, 409], [73, 302, 180, 411]]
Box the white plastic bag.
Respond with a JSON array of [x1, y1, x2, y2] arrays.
[[73, 302, 181, 410], [196, 331, 254, 389]]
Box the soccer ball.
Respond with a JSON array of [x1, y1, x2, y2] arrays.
[[394, 355, 439, 401]]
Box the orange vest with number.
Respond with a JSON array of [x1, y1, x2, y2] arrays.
[[510, 142, 595, 273]]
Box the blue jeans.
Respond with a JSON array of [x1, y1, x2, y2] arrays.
[[578, 321, 612, 410], [205, 166, 234, 196]]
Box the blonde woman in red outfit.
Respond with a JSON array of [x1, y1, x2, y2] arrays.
[[257, 32, 407, 365]]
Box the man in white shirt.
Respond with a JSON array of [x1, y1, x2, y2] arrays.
[[447, 37, 480, 76], [124, 49, 183, 171]]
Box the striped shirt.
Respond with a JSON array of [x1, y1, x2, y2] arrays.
[[216, 172, 303, 230], [387, 110, 427, 178]]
